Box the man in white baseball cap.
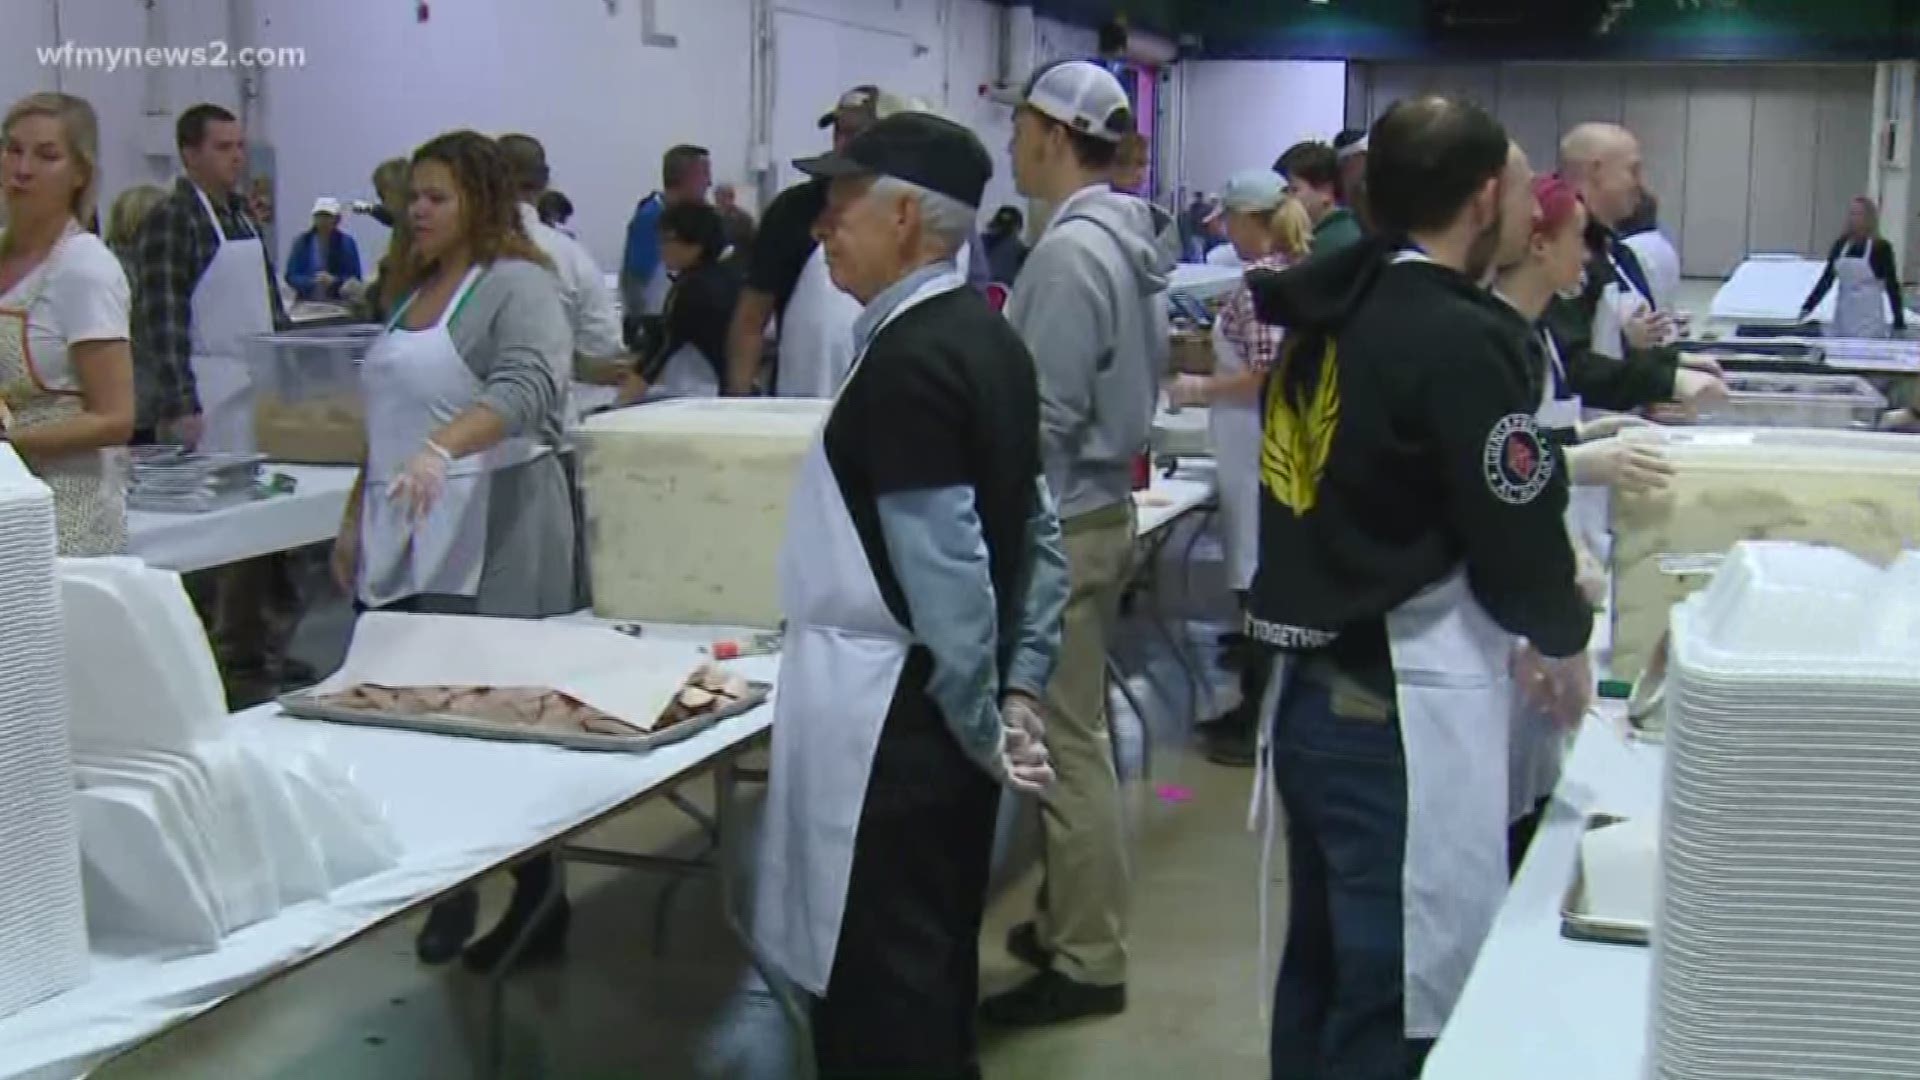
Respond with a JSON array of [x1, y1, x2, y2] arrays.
[[984, 58, 1173, 1028], [285, 194, 361, 301]]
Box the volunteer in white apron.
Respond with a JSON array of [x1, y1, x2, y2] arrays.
[[752, 113, 1066, 1080], [1802, 196, 1906, 340], [185, 176, 275, 455], [1497, 176, 1673, 867], [1165, 171, 1311, 767], [725, 85, 910, 397], [1243, 123, 1596, 1078], [330, 131, 576, 973], [0, 92, 134, 556], [625, 201, 740, 402]]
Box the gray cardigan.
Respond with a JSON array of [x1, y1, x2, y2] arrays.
[[442, 258, 571, 448], [384, 257, 576, 618]]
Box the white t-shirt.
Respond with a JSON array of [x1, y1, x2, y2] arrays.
[[1622, 230, 1682, 314], [518, 203, 624, 361], [1, 229, 130, 390]]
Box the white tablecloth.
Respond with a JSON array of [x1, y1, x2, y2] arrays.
[[1136, 461, 1216, 538], [0, 624, 777, 1080], [127, 465, 358, 574], [1711, 254, 1919, 327], [1424, 710, 1663, 1080]]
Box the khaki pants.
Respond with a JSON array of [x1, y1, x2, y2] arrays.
[[1034, 500, 1134, 987]]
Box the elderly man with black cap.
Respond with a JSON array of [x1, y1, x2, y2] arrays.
[[749, 110, 1071, 1080]]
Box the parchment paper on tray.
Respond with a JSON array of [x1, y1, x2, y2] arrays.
[[303, 612, 745, 736]]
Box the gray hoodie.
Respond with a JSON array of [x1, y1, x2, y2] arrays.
[[1005, 185, 1175, 520]]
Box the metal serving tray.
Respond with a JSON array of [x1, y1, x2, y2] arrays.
[[276, 681, 771, 754], [1560, 814, 1651, 947]]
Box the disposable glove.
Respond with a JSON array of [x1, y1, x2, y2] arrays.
[[1513, 643, 1594, 731], [1623, 305, 1674, 350], [993, 693, 1055, 796], [1566, 437, 1674, 494], [388, 439, 452, 521], [1166, 374, 1210, 409], [1575, 412, 1650, 442], [1671, 368, 1729, 416]]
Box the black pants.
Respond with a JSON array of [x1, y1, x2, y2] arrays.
[[812, 663, 1000, 1080]]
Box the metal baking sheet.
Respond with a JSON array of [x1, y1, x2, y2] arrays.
[[1560, 814, 1651, 947], [275, 681, 771, 754]]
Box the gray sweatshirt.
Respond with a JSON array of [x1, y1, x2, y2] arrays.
[[1005, 184, 1174, 520]]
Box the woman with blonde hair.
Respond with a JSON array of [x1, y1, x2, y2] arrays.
[[1167, 169, 1309, 765], [1800, 194, 1906, 338], [105, 183, 167, 271], [329, 130, 576, 971], [0, 92, 134, 555]]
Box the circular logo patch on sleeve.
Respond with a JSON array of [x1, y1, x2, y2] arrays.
[[1483, 413, 1554, 505]]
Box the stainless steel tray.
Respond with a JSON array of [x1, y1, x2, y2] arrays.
[[1560, 814, 1651, 947], [275, 681, 771, 754]]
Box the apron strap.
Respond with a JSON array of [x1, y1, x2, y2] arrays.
[[386, 264, 488, 332], [190, 185, 233, 245]]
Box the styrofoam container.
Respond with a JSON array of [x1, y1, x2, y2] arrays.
[[577, 398, 831, 628]]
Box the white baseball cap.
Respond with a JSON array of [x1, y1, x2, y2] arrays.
[[1022, 60, 1133, 143], [310, 196, 341, 217], [1208, 170, 1287, 222]]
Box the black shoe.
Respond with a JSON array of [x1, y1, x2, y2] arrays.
[[1202, 725, 1257, 768], [462, 893, 571, 974], [416, 890, 479, 965], [980, 970, 1126, 1027], [1006, 922, 1053, 970], [1193, 705, 1250, 736], [275, 657, 321, 690]]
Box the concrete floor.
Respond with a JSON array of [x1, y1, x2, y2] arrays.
[[99, 514, 1279, 1080]]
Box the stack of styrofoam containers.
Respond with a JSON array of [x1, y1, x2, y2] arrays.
[[0, 448, 89, 1016], [577, 399, 831, 628], [1653, 541, 1920, 1079], [59, 557, 399, 952]]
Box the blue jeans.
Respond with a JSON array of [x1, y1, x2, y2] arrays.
[[1269, 677, 1428, 1080]]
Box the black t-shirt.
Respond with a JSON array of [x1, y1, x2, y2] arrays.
[[746, 179, 827, 315], [823, 288, 1042, 647]]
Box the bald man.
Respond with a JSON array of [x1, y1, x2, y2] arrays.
[[1542, 122, 1722, 415]]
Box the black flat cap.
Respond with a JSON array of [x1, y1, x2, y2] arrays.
[[793, 112, 992, 211]]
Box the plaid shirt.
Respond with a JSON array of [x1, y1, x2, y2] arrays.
[[129, 177, 287, 430], [1219, 253, 1291, 372]]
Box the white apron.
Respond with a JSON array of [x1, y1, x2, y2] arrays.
[[0, 231, 127, 556], [647, 342, 720, 401], [1387, 570, 1517, 1039], [752, 270, 965, 995], [775, 246, 862, 399], [355, 266, 546, 607], [1510, 326, 1585, 821], [1207, 316, 1263, 592], [187, 186, 275, 454], [1831, 242, 1891, 340]]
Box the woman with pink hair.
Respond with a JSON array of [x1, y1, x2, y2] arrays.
[[1496, 174, 1674, 868], [1801, 195, 1906, 338]]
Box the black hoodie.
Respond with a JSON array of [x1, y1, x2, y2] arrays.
[[1244, 239, 1592, 696]]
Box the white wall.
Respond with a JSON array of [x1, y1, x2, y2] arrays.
[[1177, 60, 1347, 201], [1351, 62, 1878, 279], [2, 0, 1102, 276]]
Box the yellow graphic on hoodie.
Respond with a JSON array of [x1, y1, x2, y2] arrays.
[[1262, 339, 1340, 516]]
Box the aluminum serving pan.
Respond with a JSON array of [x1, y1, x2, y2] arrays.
[[276, 681, 771, 754], [1560, 814, 1651, 947]]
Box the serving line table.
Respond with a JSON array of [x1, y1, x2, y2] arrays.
[[0, 621, 779, 1080], [1110, 459, 1220, 778], [1423, 706, 1662, 1080], [127, 464, 358, 574]]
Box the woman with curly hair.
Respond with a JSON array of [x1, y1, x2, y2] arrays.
[[328, 130, 577, 970]]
